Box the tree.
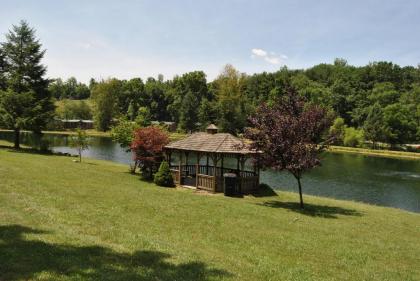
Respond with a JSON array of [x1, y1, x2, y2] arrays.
[[131, 126, 169, 180], [368, 82, 400, 107], [111, 118, 139, 173], [178, 71, 208, 131], [57, 100, 92, 120], [198, 98, 217, 129], [244, 89, 332, 208], [154, 161, 174, 187], [0, 47, 6, 90], [363, 103, 385, 148], [343, 127, 364, 147], [69, 128, 89, 162], [144, 77, 169, 121], [382, 103, 417, 146], [118, 78, 145, 115], [91, 79, 121, 131], [111, 118, 138, 151], [127, 101, 136, 121], [135, 107, 152, 127], [328, 117, 346, 145], [0, 20, 54, 149], [214, 65, 249, 134]]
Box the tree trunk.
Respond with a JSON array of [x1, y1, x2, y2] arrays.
[[130, 160, 138, 174], [79, 148, 82, 162], [14, 128, 20, 149], [297, 177, 304, 209]]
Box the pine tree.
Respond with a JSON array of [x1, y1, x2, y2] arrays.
[[154, 161, 174, 187], [0, 20, 54, 148]]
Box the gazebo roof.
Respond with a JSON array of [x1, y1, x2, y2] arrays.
[[165, 132, 256, 154]]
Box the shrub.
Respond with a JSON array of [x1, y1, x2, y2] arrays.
[[154, 161, 174, 187], [328, 117, 346, 145], [343, 127, 364, 147]]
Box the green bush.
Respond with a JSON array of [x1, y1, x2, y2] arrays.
[[153, 161, 174, 187], [329, 117, 346, 145], [343, 127, 364, 147]]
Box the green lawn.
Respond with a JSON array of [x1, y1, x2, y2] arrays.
[[0, 148, 419, 281], [329, 145, 420, 160]]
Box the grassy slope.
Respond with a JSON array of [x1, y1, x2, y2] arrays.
[[0, 149, 419, 281]]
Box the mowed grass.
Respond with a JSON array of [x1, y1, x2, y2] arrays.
[[329, 145, 420, 160], [0, 149, 419, 281]]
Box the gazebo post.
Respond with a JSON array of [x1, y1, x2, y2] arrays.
[[178, 150, 183, 185], [240, 155, 246, 193], [167, 151, 172, 166], [236, 155, 240, 175], [206, 154, 209, 175], [195, 153, 201, 187], [212, 154, 220, 192], [221, 155, 224, 175], [253, 154, 260, 190]]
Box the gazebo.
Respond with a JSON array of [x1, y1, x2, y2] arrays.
[[164, 124, 260, 194]]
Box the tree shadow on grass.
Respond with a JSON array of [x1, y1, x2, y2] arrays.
[[0, 225, 231, 281], [251, 184, 278, 198], [258, 201, 362, 219], [3, 146, 74, 157]]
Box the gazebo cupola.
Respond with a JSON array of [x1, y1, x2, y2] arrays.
[[206, 124, 218, 134], [164, 126, 261, 194]]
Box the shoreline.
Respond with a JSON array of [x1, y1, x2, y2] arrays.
[[1, 129, 419, 160], [0, 129, 186, 140], [328, 145, 420, 160]]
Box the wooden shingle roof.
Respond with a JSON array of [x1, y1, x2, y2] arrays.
[[165, 132, 256, 154]]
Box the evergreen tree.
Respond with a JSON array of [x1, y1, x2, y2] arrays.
[[198, 98, 217, 129], [0, 47, 6, 90], [0, 20, 54, 148], [154, 161, 174, 187]]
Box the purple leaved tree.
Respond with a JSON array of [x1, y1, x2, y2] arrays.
[[244, 89, 333, 208]]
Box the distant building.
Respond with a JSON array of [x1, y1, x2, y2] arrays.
[[60, 119, 94, 130], [150, 121, 177, 132]]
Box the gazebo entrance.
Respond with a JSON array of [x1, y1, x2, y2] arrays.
[[164, 125, 260, 194]]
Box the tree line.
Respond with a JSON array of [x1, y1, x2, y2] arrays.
[[1, 21, 419, 149], [76, 59, 419, 146]]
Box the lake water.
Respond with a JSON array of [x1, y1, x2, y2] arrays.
[[1, 131, 419, 213]]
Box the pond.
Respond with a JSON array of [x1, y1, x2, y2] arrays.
[[1, 131, 419, 213]]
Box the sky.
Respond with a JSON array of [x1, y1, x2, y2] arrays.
[[1, 0, 420, 83]]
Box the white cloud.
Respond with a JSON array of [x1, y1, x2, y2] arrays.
[[251, 48, 267, 57], [251, 48, 287, 65]]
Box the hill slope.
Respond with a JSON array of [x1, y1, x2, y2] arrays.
[[0, 148, 419, 281]]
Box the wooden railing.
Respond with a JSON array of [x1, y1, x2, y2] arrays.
[[197, 174, 215, 192], [171, 165, 256, 177], [170, 169, 180, 184], [169, 164, 258, 192]]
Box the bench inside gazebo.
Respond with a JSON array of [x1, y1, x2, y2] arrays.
[[164, 124, 260, 194]]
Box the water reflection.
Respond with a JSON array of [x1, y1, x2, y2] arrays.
[[260, 153, 420, 213]]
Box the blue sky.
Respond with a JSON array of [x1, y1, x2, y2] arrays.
[[1, 0, 420, 83]]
